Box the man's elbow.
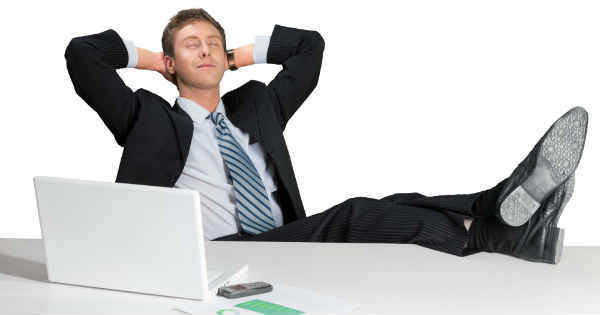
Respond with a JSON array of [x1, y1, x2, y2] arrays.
[[312, 31, 325, 53], [64, 38, 80, 63], [64, 36, 90, 65]]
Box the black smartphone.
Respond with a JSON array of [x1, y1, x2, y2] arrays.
[[217, 281, 273, 299]]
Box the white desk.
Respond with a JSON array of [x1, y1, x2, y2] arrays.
[[1, 238, 599, 314]]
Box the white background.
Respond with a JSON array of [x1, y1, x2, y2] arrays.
[[0, 0, 598, 245]]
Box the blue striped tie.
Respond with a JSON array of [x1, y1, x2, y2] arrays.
[[208, 111, 276, 234]]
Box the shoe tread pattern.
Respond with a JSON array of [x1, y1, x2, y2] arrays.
[[500, 107, 587, 227]]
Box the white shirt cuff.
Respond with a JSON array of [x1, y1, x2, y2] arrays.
[[253, 35, 270, 64], [123, 39, 138, 68]]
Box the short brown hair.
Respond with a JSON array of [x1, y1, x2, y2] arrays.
[[161, 8, 227, 87]]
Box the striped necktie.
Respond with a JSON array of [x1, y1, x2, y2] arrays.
[[209, 111, 276, 235]]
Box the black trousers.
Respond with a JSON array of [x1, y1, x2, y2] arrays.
[[213, 176, 510, 257]]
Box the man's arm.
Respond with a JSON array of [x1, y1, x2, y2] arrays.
[[225, 34, 270, 68], [262, 24, 325, 131], [218, 25, 325, 131], [64, 29, 143, 147]]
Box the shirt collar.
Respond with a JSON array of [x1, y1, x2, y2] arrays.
[[176, 96, 226, 123]]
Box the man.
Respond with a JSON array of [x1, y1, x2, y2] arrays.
[[64, 8, 588, 264]]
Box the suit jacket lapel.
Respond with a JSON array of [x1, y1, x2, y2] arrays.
[[170, 94, 262, 169], [170, 101, 194, 168], [222, 92, 261, 145]]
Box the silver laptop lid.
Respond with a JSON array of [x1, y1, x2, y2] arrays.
[[33, 176, 213, 300]]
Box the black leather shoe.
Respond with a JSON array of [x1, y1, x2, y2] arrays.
[[514, 173, 575, 264], [549, 174, 575, 228], [468, 174, 575, 264], [496, 106, 588, 227]]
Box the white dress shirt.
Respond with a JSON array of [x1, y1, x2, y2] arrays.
[[122, 34, 283, 240]]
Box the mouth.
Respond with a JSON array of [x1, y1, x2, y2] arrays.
[[197, 64, 215, 69]]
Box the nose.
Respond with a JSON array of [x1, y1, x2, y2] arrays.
[[199, 41, 210, 58]]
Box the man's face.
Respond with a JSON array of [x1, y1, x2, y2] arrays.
[[168, 20, 227, 90]]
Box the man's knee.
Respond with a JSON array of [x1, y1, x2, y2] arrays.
[[380, 192, 426, 204], [337, 196, 388, 219], [342, 196, 373, 208]]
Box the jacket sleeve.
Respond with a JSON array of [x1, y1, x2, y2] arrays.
[[264, 24, 325, 131], [64, 29, 140, 147]]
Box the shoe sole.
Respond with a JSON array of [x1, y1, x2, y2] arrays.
[[499, 107, 588, 227], [551, 227, 565, 264]]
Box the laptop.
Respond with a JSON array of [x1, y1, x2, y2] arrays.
[[33, 176, 248, 300]]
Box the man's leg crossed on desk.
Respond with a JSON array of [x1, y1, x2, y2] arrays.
[[214, 107, 588, 265]]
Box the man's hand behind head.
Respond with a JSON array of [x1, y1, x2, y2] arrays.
[[134, 47, 176, 87]]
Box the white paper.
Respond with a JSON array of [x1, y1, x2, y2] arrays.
[[169, 282, 360, 314]]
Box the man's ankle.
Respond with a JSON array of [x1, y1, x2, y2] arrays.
[[464, 218, 473, 231], [465, 217, 484, 250]]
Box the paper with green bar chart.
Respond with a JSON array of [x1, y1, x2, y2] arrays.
[[170, 282, 359, 314], [225, 299, 303, 314]]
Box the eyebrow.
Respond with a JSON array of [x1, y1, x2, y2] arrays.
[[182, 35, 221, 41]]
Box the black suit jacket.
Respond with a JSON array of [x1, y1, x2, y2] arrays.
[[64, 24, 325, 225]]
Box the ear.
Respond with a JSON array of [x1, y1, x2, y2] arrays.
[[165, 54, 176, 75]]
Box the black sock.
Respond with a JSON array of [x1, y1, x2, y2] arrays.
[[466, 215, 530, 254], [471, 177, 510, 218]]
